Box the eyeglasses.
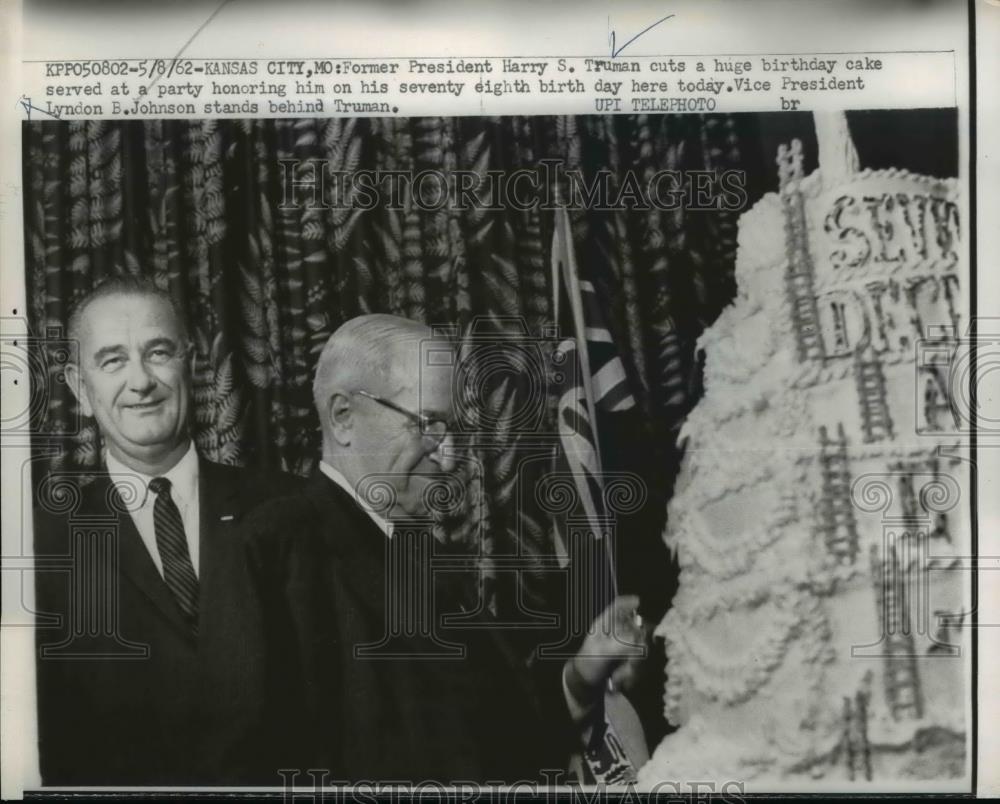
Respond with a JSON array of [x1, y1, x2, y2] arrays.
[[354, 389, 452, 448]]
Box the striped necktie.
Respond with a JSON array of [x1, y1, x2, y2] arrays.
[[148, 476, 199, 633]]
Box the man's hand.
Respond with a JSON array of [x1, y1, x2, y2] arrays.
[[563, 595, 647, 714]]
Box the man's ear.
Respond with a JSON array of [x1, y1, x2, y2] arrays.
[[64, 363, 93, 417], [326, 391, 353, 446]]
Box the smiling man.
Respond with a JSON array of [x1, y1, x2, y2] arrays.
[[75, 293, 193, 476], [32, 276, 299, 786]]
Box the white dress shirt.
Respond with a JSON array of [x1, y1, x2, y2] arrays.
[[105, 443, 201, 578], [318, 461, 394, 539]]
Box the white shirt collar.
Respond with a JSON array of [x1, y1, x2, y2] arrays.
[[105, 441, 200, 511], [319, 460, 394, 539]]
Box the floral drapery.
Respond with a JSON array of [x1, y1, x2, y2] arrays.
[[24, 115, 742, 471], [24, 115, 743, 620]]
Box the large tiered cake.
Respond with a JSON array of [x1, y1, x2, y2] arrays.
[[640, 113, 969, 789]]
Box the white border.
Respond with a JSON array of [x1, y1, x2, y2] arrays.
[[1, 0, 995, 797]]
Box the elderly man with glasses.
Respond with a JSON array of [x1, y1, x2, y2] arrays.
[[239, 314, 644, 785], [309, 315, 460, 528]]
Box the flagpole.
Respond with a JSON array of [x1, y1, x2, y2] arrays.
[[549, 202, 649, 783], [554, 203, 604, 472], [552, 202, 619, 598], [552, 190, 561, 329]]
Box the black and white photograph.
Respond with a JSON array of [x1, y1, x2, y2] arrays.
[[1, 0, 995, 798], [15, 106, 971, 791]]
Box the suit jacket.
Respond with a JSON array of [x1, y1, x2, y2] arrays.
[[242, 471, 577, 784], [33, 458, 301, 787]]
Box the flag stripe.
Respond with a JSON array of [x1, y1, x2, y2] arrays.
[[561, 402, 596, 449], [591, 360, 634, 408], [584, 327, 614, 343]]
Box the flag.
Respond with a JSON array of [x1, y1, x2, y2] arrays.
[[552, 337, 609, 535], [549, 204, 646, 784], [550, 203, 637, 554], [562, 275, 636, 415]]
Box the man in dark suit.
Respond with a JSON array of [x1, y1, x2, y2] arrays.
[[243, 315, 645, 784], [33, 276, 298, 786]]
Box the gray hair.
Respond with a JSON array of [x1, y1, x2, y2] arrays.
[[312, 314, 433, 414], [67, 275, 189, 349]]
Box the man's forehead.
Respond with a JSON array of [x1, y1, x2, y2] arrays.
[[386, 339, 452, 376], [415, 362, 455, 414], [383, 349, 453, 409], [391, 362, 453, 392]]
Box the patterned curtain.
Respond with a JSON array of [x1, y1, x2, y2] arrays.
[[23, 115, 745, 608]]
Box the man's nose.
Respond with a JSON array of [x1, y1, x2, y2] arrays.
[[429, 433, 457, 473], [125, 357, 157, 393]]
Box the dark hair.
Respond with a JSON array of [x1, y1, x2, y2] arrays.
[[67, 276, 189, 348]]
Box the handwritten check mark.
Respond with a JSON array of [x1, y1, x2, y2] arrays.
[[18, 96, 61, 121], [609, 13, 675, 58]]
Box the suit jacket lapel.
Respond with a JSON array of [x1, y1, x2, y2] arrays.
[[90, 474, 193, 638], [197, 461, 242, 576], [306, 472, 389, 620], [198, 460, 242, 534], [197, 460, 248, 636]]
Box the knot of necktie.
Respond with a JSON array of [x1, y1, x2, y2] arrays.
[[148, 476, 171, 497]]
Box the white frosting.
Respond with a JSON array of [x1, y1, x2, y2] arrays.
[[641, 122, 970, 789]]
